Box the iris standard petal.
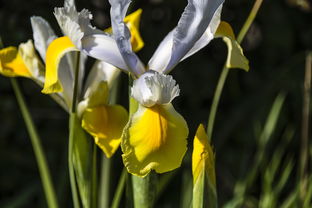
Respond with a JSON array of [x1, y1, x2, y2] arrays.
[[121, 104, 188, 177], [0, 46, 31, 77], [81, 105, 128, 158], [31, 16, 57, 61], [105, 9, 145, 53], [148, 5, 221, 73], [81, 34, 130, 71], [42, 36, 78, 94], [149, 0, 224, 73], [108, 0, 145, 77], [84, 61, 121, 96], [148, 30, 173, 73], [215, 21, 249, 71], [180, 5, 222, 63]]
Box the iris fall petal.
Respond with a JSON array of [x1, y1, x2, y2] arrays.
[[81, 105, 128, 158], [121, 104, 188, 177]]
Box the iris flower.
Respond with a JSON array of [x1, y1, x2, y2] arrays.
[[0, 0, 144, 158], [78, 0, 243, 177]]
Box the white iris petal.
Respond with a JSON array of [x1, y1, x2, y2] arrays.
[[31, 16, 57, 61], [131, 71, 180, 107], [54, 0, 97, 49]]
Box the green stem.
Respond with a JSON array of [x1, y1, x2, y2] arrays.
[[207, 0, 264, 139], [68, 114, 81, 208], [299, 52, 312, 204], [71, 52, 81, 113], [237, 0, 264, 44], [68, 52, 81, 208], [98, 71, 121, 207], [111, 168, 127, 208], [91, 144, 98, 208], [98, 156, 112, 208], [10, 78, 59, 208], [207, 67, 230, 140], [132, 173, 157, 208]]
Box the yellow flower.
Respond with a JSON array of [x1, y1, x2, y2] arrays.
[[192, 124, 215, 186], [192, 124, 216, 208]]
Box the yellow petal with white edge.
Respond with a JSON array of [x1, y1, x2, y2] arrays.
[[105, 9, 144, 52], [122, 104, 188, 177], [192, 124, 215, 186], [81, 105, 128, 158], [42, 36, 78, 94], [0, 46, 31, 77], [215, 21, 249, 71]]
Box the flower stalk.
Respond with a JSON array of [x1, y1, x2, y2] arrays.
[[11, 78, 59, 208], [207, 0, 265, 140], [1, 37, 58, 208], [68, 52, 81, 208]]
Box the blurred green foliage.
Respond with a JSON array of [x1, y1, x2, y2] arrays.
[[0, 0, 312, 207]]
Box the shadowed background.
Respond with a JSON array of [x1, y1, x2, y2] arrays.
[[0, 0, 312, 207]]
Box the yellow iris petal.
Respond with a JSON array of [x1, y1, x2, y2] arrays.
[[215, 21, 249, 71], [81, 105, 128, 158], [42, 36, 78, 94], [0, 47, 31, 77], [122, 104, 188, 177], [105, 9, 144, 52], [192, 124, 215, 186]]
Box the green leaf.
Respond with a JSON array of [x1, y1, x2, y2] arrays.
[[70, 113, 93, 208]]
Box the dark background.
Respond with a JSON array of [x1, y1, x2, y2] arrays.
[[0, 0, 312, 207]]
